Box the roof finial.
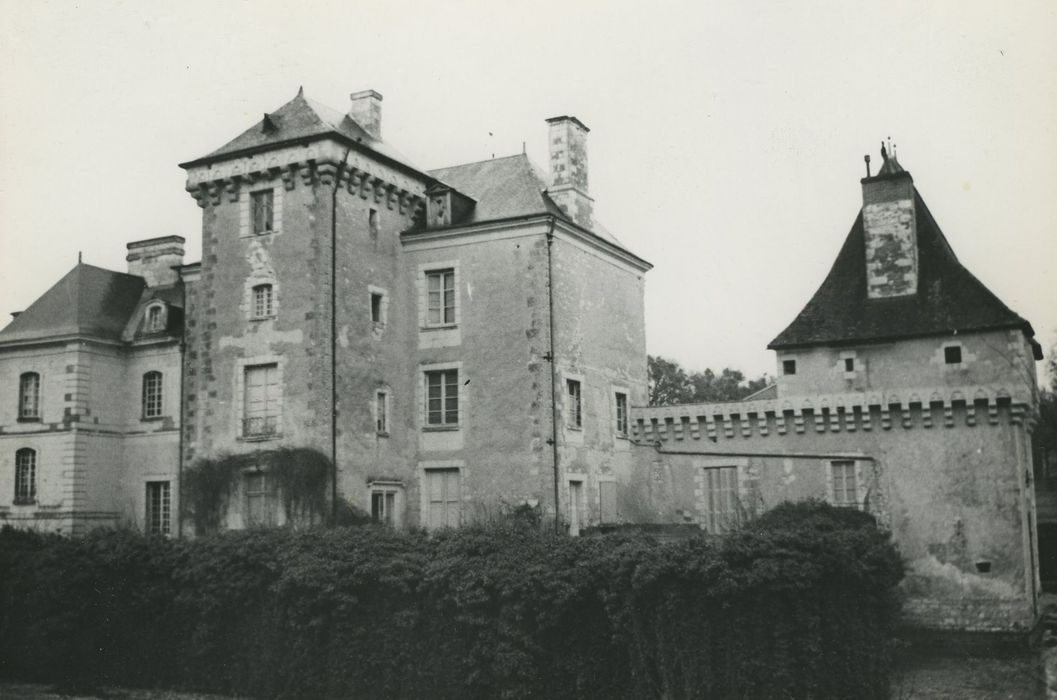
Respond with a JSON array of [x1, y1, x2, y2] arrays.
[[297, 85, 304, 97], [880, 140, 888, 162], [78, 251, 82, 264], [864, 153, 872, 177]]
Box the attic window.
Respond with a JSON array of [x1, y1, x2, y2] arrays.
[[944, 346, 962, 365], [844, 357, 855, 373], [146, 304, 165, 332], [782, 359, 797, 376]]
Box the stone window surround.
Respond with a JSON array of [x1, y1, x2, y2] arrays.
[[418, 260, 460, 330], [13, 446, 38, 506], [251, 283, 275, 320], [239, 183, 284, 238], [612, 386, 629, 438], [368, 284, 389, 338], [367, 479, 404, 527], [145, 302, 167, 333], [418, 360, 464, 432], [235, 355, 285, 441], [17, 371, 41, 422], [374, 386, 391, 436], [141, 370, 164, 420], [145, 480, 172, 537], [824, 459, 865, 509], [419, 459, 466, 530]]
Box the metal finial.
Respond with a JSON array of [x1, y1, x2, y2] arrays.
[[78, 251, 82, 264], [864, 154, 872, 177]]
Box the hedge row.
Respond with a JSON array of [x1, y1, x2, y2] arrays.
[[0, 501, 903, 699]]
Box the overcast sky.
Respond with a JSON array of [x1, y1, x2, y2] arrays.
[[1, 0, 1054, 382]]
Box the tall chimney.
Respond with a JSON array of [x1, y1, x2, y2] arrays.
[[127, 236, 185, 288], [546, 115, 594, 228], [349, 89, 383, 140], [861, 146, 917, 299]]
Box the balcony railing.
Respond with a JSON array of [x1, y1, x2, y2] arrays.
[[242, 415, 279, 438]]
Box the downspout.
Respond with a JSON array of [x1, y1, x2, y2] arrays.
[[330, 149, 351, 524], [177, 283, 187, 538], [545, 219, 561, 533]]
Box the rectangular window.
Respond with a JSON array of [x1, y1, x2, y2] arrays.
[[372, 490, 396, 524], [425, 468, 460, 529], [369, 208, 379, 237], [251, 190, 274, 235], [426, 269, 456, 326], [702, 467, 738, 534], [253, 284, 274, 318], [844, 357, 855, 372], [599, 481, 617, 524], [243, 364, 280, 437], [245, 472, 278, 526], [18, 372, 40, 420], [375, 390, 389, 434], [567, 380, 582, 429], [615, 392, 628, 436], [14, 448, 36, 504], [568, 480, 586, 536], [782, 359, 797, 376], [146, 481, 171, 536], [425, 370, 459, 427], [944, 346, 962, 365], [371, 293, 383, 323], [831, 460, 858, 508], [142, 371, 163, 419]]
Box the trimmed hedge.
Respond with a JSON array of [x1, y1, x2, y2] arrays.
[[0, 501, 903, 699]]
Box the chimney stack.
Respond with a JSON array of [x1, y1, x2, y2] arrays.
[[349, 89, 383, 140], [861, 144, 917, 299], [127, 236, 185, 288], [546, 115, 594, 228]]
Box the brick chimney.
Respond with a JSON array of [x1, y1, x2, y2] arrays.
[[546, 115, 594, 228], [861, 145, 917, 299], [127, 236, 185, 287], [349, 89, 383, 140]]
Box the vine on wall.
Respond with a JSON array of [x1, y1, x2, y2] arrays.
[[182, 447, 333, 534]]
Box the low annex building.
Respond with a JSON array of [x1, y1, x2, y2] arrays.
[[0, 90, 1044, 633]]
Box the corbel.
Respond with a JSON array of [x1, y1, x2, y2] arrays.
[[829, 406, 841, 432], [776, 410, 788, 435], [386, 183, 397, 210], [299, 162, 315, 186], [901, 404, 913, 429], [943, 401, 954, 428], [880, 405, 891, 430], [359, 173, 371, 199], [922, 403, 933, 429], [722, 414, 734, 439], [281, 165, 297, 191], [672, 416, 684, 441], [316, 162, 338, 186], [757, 412, 769, 436], [336, 163, 351, 189], [966, 403, 977, 426], [192, 183, 210, 208], [815, 408, 827, 433], [225, 176, 241, 203], [845, 407, 857, 432], [793, 409, 805, 434], [398, 189, 410, 214], [861, 405, 872, 431], [705, 415, 717, 441], [988, 401, 999, 425], [373, 177, 386, 204], [689, 416, 701, 440], [1010, 404, 1025, 425], [346, 169, 362, 195], [207, 182, 222, 206]]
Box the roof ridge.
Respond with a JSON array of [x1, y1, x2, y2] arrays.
[[429, 152, 529, 173]]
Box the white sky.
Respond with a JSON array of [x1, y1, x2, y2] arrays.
[[1, 0, 1055, 382]]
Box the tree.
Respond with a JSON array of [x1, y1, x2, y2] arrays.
[[1034, 347, 1057, 488], [648, 355, 771, 406]]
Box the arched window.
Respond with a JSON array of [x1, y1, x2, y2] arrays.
[[14, 448, 36, 504], [18, 372, 40, 420], [142, 371, 163, 419], [252, 284, 274, 319], [146, 304, 166, 332]]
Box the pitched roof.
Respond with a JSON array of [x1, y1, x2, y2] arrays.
[[427, 153, 633, 253], [769, 191, 1041, 357], [0, 264, 146, 344], [180, 89, 422, 174]]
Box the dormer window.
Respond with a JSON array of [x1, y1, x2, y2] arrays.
[[146, 304, 166, 332]]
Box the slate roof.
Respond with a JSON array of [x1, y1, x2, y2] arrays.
[[769, 190, 1042, 358], [427, 153, 633, 253], [0, 264, 147, 344], [179, 89, 422, 174]]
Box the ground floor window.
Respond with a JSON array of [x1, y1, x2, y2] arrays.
[[425, 468, 460, 529], [14, 448, 36, 504], [370, 482, 403, 527], [830, 460, 858, 508], [244, 471, 279, 526], [146, 481, 171, 536], [568, 479, 586, 535]]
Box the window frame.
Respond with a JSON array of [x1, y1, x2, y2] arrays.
[[944, 345, 963, 365], [145, 480, 172, 536], [142, 371, 163, 420], [829, 460, 860, 509], [145, 304, 166, 333], [424, 369, 459, 428], [568, 478, 586, 536], [241, 362, 282, 440], [614, 391, 628, 437], [700, 466, 740, 535], [251, 188, 275, 235], [14, 448, 37, 505], [567, 379, 583, 429], [375, 389, 390, 436], [243, 469, 279, 527], [782, 359, 797, 376], [368, 481, 404, 527], [425, 268, 456, 327], [423, 467, 461, 529], [251, 283, 274, 319], [17, 372, 41, 422]]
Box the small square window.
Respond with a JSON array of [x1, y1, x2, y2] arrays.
[[944, 346, 962, 365], [844, 357, 855, 373], [782, 359, 797, 376]]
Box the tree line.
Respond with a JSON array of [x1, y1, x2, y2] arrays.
[[648, 355, 770, 406]]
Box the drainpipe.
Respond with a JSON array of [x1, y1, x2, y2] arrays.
[[177, 284, 187, 538], [545, 219, 561, 533], [330, 149, 351, 524]]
